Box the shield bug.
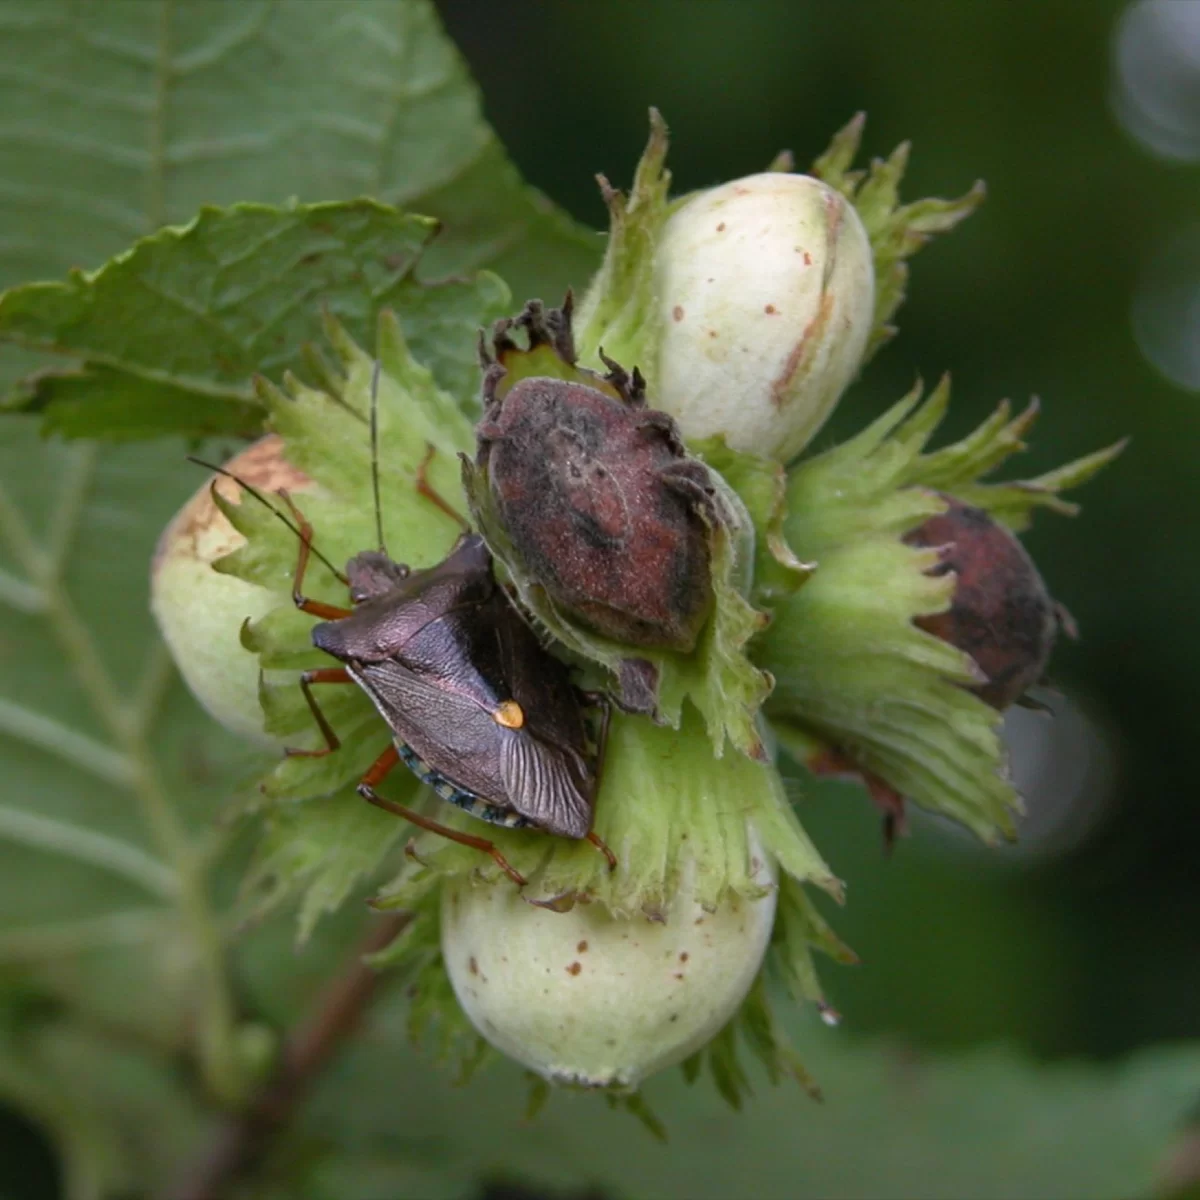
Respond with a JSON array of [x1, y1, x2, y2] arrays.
[[201, 385, 615, 889], [279, 488, 614, 886]]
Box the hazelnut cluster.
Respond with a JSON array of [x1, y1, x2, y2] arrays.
[[151, 115, 1120, 1099]]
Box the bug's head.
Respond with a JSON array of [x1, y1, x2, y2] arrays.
[[385, 533, 494, 610], [345, 551, 410, 604]]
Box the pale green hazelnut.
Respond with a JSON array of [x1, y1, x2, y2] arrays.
[[440, 846, 777, 1090], [654, 173, 875, 462], [150, 435, 311, 744]]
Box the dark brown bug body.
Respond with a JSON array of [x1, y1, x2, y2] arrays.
[[312, 533, 598, 841]]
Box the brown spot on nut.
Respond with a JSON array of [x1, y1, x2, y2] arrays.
[[566, 961, 582, 976], [770, 292, 835, 410], [576, 940, 588, 953], [672, 305, 685, 322]]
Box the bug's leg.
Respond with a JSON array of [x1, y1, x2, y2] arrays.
[[415, 443, 469, 530], [357, 747, 528, 887], [284, 667, 353, 758], [277, 489, 352, 620], [579, 693, 618, 873]]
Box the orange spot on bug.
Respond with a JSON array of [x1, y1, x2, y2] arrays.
[[493, 699, 524, 729]]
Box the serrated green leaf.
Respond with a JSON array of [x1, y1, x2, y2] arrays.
[[0, 0, 599, 413], [6, 365, 265, 440], [0, 202, 510, 440]]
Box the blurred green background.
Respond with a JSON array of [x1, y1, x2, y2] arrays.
[[437, 0, 1200, 1060], [2, 0, 1199, 1194]]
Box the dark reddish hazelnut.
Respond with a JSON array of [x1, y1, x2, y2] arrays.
[[904, 493, 1059, 710], [477, 359, 718, 652]]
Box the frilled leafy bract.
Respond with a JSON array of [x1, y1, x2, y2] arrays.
[[760, 377, 1124, 842]]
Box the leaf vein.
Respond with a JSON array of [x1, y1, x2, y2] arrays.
[[172, 0, 275, 77], [0, 125, 149, 170], [0, 64, 153, 113], [0, 182, 144, 236], [0, 693, 134, 788], [0, 803, 177, 898], [0, 567, 42, 614]]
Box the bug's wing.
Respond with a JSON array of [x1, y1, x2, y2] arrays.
[[490, 595, 591, 756], [352, 659, 509, 804], [499, 732, 592, 840]]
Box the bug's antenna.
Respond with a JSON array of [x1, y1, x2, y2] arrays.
[[370, 358, 386, 555], [186, 457, 347, 584]]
